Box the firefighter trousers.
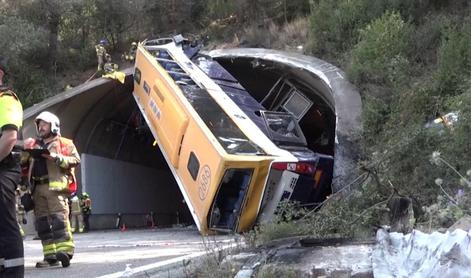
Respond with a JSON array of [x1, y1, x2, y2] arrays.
[[33, 184, 74, 259], [0, 167, 24, 278], [70, 213, 84, 233]]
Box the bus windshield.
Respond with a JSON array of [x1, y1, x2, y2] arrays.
[[261, 111, 307, 146]]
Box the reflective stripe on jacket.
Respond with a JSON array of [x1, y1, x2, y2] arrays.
[[23, 136, 80, 192]]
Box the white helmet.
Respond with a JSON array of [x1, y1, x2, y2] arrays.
[[35, 111, 60, 135]]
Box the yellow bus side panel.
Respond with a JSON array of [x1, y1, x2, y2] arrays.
[[134, 50, 189, 168], [150, 78, 189, 167], [135, 47, 226, 234], [177, 122, 226, 234]]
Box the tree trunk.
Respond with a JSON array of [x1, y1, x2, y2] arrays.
[[47, 11, 60, 74]]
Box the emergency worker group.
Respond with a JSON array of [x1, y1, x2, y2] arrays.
[[0, 58, 88, 277]]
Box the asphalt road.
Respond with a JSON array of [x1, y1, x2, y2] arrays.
[[24, 227, 235, 278]]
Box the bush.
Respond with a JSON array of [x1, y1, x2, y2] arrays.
[[309, 0, 372, 58], [256, 265, 299, 278], [245, 201, 305, 247], [361, 94, 392, 145], [347, 11, 412, 87], [0, 15, 51, 107], [434, 21, 471, 96]]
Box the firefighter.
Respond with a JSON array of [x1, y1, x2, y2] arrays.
[[80, 192, 91, 232], [69, 193, 83, 233], [103, 53, 117, 74], [123, 42, 137, 61], [102, 54, 126, 84], [95, 39, 108, 73], [0, 58, 24, 277], [22, 111, 80, 268]]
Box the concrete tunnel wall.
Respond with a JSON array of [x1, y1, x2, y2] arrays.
[[21, 49, 362, 231], [22, 69, 191, 230]]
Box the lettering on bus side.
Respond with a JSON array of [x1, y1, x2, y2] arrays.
[[149, 99, 161, 119], [143, 80, 150, 95], [198, 165, 211, 200]]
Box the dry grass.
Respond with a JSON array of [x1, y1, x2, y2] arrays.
[[238, 17, 309, 52]]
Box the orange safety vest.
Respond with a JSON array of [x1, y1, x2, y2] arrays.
[[58, 137, 78, 194]]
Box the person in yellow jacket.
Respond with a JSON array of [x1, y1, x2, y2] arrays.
[[0, 58, 25, 277], [95, 39, 108, 73], [22, 111, 80, 268], [122, 42, 137, 62], [102, 53, 126, 84], [69, 193, 84, 233]]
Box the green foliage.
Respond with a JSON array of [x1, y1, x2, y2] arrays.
[[256, 265, 299, 278], [434, 21, 471, 96], [309, 0, 367, 58], [361, 95, 392, 145], [441, 84, 471, 169], [347, 12, 412, 86], [245, 201, 305, 247], [0, 15, 51, 106]]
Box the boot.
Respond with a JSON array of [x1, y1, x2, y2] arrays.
[[56, 251, 71, 268], [36, 256, 60, 268]]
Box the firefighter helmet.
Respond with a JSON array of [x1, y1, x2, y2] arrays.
[[99, 38, 109, 45], [35, 111, 60, 135]]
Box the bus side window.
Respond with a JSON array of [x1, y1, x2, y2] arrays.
[[187, 152, 200, 181]]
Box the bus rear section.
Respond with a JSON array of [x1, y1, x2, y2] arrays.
[[257, 154, 333, 223]]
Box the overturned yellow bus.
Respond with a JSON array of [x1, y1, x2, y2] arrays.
[[132, 36, 333, 234]]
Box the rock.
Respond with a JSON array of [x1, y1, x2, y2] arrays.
[[448, 215, 471, 232], [388, 196, 415, 233]]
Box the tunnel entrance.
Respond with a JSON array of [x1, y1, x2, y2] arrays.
[[22, 76, 194, 231], [75, 89, 194, 229]]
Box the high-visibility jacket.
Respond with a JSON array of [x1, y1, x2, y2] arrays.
[[80, 196, 91, 214], [0, 87, 22, 133], [70, 195, 81, 214], [22, 136, 80, 193]]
